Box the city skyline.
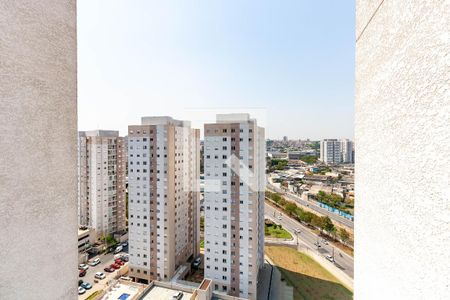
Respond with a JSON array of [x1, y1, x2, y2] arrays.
[[77, 1, 354, 140]]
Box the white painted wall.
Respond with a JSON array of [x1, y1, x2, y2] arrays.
[[0, 1, 78, 299], [356, 1, 450, 299]]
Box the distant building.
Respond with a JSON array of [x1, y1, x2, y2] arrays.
[[127, 116, 200, 283], [320, 139, 341, 164], [320, 139, 354, 164], [78, 130, 127, 240], [268, 151, 288, 160], [204, 113, 265, 300], [340, 139, 354, 163], [288, 151, 302, 160], [283, 135, 288, 142]]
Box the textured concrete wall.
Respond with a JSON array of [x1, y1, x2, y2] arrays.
[[356, 1, 450, 299], [0, 1, 78, 299]]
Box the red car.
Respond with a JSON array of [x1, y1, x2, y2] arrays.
[[115, 259, 124, 265], [79, 270, 86, 277], [111, 263, 120, 270], [104, 267, 114, 273]]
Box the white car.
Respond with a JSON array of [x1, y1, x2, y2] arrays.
[[120, 276, 132, 281], [78, 287, 86, 295], [78, 264, 89, 271], [95, 272, 106, 279], [277, 215, 282, 220], [294, 228, 301, 234], [114, 245, 123, 254], [88, 258, 100, 266], [326, 255, 335, 262]]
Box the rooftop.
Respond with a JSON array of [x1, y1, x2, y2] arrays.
[[142, 286, 192, 300]]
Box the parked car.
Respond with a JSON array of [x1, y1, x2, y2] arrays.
[[104, 267, 115, 273], [111, 263, 120, 269], [78, 280, 83, 286], [120, 254, 129, 262], [78, 264, 89, 271], [114, 245, 123, 254], [192, 257, 202, 269], [121, 241, 128, 247], [120, 276, 132, 281], [79, 270, 86, 277], [95, 272, 106, 279], [172, 291, 183, 300], [88, 258, 101, 266], [78, 287, 86, 295], [81, 282, 92, 290], [115, 259, 124, 265]]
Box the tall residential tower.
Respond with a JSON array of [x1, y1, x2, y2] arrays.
[[128, 117, 200, 283], [203, 114, 265, 300], [78, 130, 127, 239]]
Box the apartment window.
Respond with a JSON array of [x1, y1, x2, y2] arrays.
[[222, 137, 227, 141]]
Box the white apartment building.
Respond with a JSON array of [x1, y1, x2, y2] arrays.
[[78, 130, 127, 240], [128, 117, 200, 283], [203, 114, 265, 300], [340, 139, 354, 163], [320, 139, 354, 164]]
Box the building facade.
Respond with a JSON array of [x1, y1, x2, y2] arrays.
[[320, 139, 341, 164], [0, 1, 78, 298], [203, 114, 265, 300], [78, 130, 127, 240], [320, 139, 354, 164], [128, 117, 200, 283], [340, 139, 354, 163]]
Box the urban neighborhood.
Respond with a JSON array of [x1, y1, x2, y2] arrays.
[[75, 114, 355, 300]]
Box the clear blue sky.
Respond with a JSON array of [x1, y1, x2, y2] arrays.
[[78, 1, 354, 140]]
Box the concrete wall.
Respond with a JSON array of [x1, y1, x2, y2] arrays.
[[356, 1, 450, 299], [0, 1, 78, 299]]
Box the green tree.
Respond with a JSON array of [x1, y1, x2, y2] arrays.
[[285, 203, 297, 216], [338, 228, 350, 245], [200, 216, 205, 233], [311, 215, 324, 230], [322, 216, 335, 234]]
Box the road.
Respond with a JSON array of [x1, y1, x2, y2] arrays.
[[78, 247, 128, 299], [267, 183, 354, 229], [265, 202, 354, 279]]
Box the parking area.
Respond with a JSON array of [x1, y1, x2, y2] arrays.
[[79, 245, 129, 299]]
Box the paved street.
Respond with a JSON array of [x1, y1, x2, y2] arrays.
[[267, 183, 354, 229], [78, 248, 128, 299], [265, 203, 354, 278]]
